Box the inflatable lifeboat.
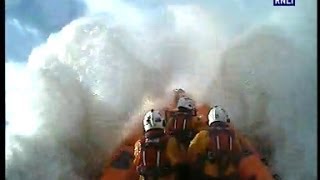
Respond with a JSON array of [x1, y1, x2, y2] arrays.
[[100, 90, 277, 180]]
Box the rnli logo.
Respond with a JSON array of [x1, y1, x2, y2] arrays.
[[273, 0, 295, 6]]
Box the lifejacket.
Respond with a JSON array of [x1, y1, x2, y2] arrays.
[[166, 110, 197, 145], [204, 121, 241, 178], [137, 130, 173, 178]]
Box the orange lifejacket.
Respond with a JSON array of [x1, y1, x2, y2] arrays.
[[136, 131, 173, 178], [207, 122, 241, 154], [204, 122, 274, 180], [165, 110, 198, 147], [202, 122, 242, 178]]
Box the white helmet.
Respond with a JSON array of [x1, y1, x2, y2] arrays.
[[208, 106, 230, 125], [177, 97, 195, 110], [143, 109, 165, 132]]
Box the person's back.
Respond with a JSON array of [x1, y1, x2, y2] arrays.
[[188, 106, 275, 180], [166, 97, 201, 150], [188, 106, 243, 179], [133, 110, 183, 180]]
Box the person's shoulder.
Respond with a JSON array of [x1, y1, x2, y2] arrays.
[[227, 122, 236, 129], [226, 123, 238, 134], [196, 129, 209, 138], [134, 138, 143, 146]]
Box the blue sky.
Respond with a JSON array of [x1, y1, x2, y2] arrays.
[[5, 0, 87, 62], [5, 0, 315, 63], [5, 0, 265, 62]]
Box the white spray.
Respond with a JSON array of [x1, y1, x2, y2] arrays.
[[6, 1, 316, 179]]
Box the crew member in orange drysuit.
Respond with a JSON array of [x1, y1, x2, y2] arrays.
[[188, 106, 275, 180], [133, 109, 184, 180], [165, 96, 202, 150]]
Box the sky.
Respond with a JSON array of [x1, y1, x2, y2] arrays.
[[5, 0, 87, 61], [5, 0, 302, 63]]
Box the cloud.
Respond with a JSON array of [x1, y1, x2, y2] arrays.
[[5, 19, 43, 62]]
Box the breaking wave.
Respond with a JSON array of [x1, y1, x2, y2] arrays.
[[6, 1, 316, 179]]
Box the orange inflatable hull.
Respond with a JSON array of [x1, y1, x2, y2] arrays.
[[100, 94, 275, 180], [239, 154, 275, 180]]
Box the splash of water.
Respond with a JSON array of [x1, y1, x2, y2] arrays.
[[6, 1, 316, 179]]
